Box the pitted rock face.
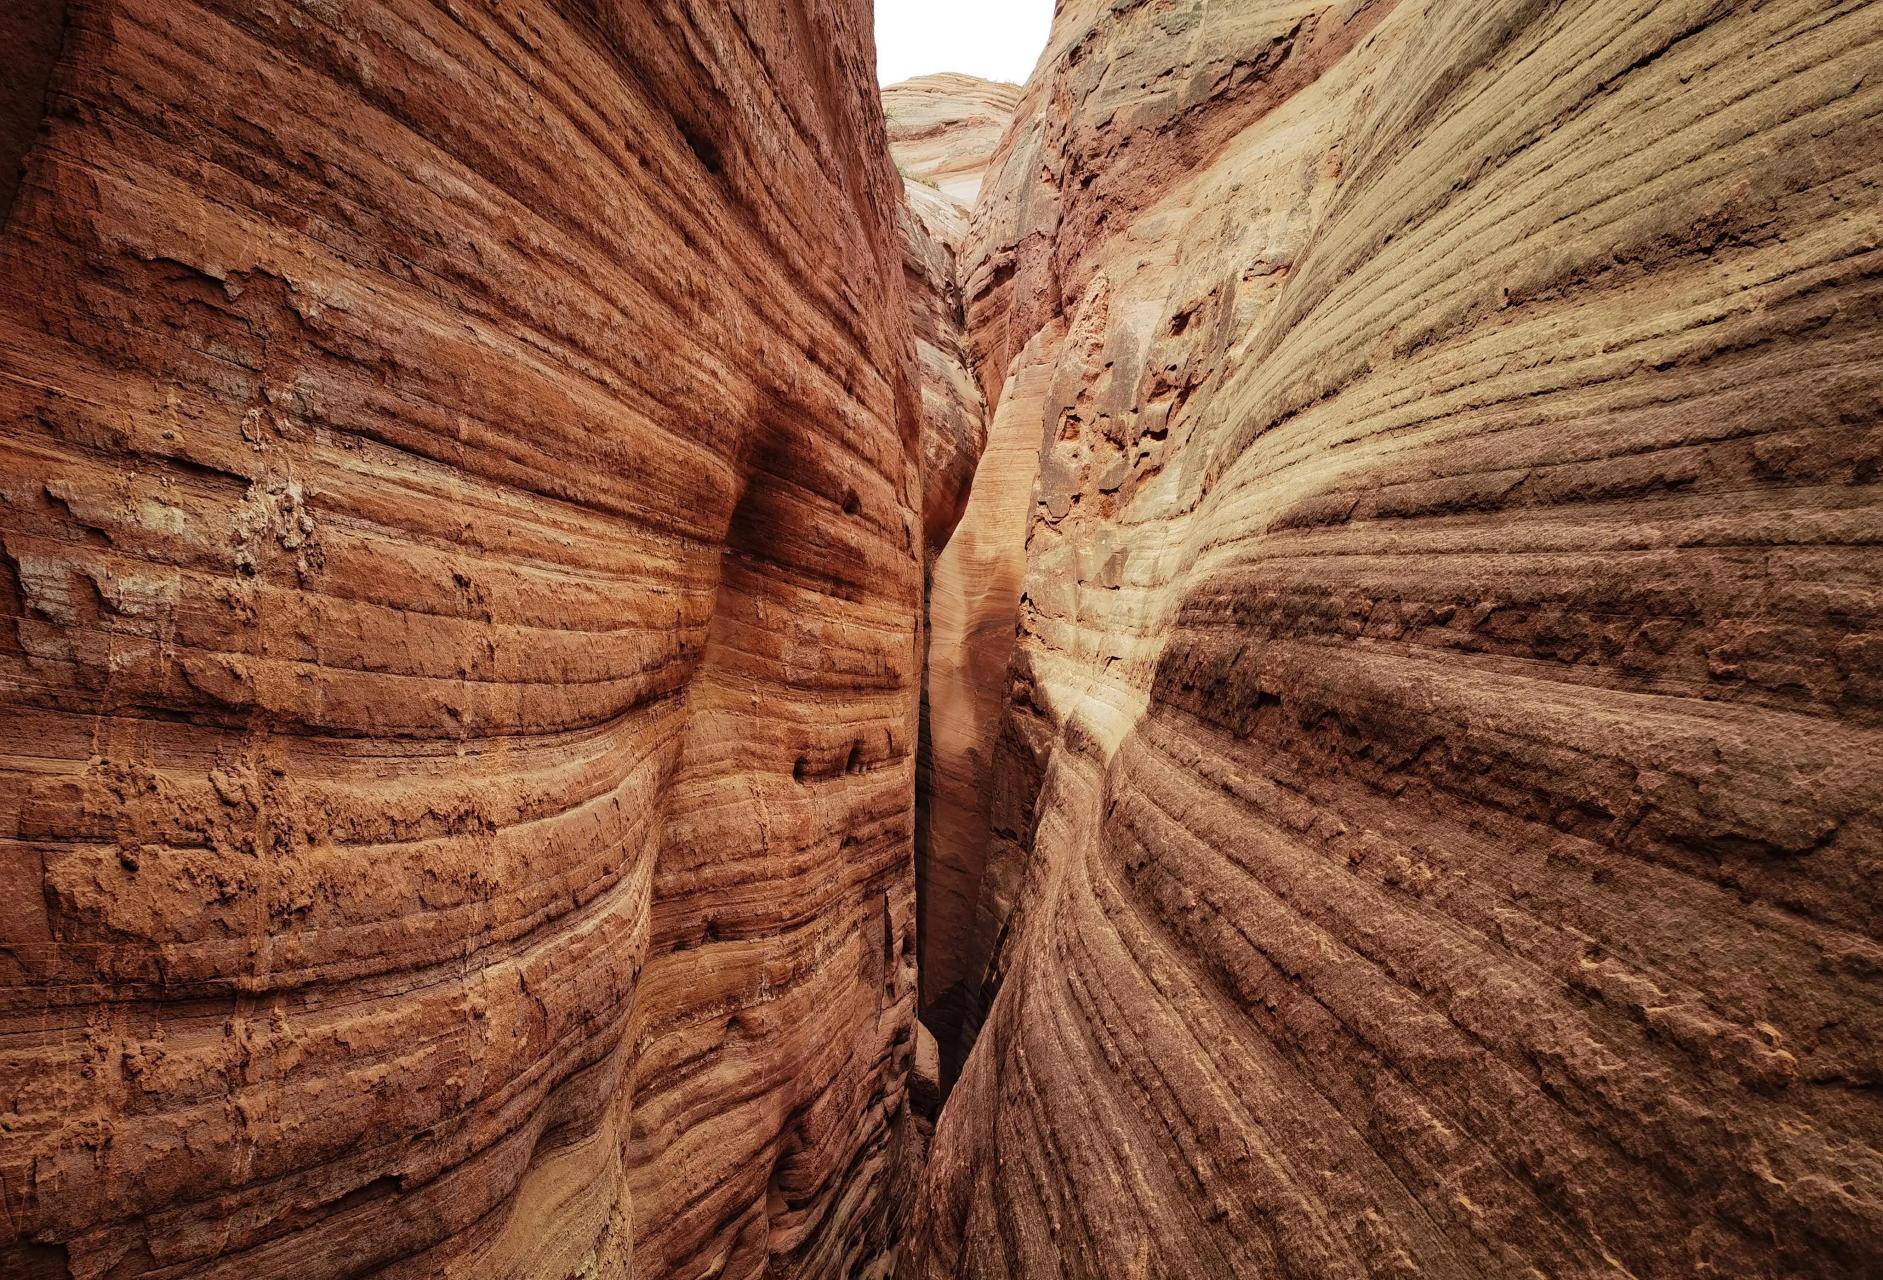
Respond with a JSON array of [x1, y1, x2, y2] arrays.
[[906, 1, 1883, 1277], [0, 2, 922, 1276]]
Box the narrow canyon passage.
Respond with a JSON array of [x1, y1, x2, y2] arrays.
[[2, 3, 1881, 1279]]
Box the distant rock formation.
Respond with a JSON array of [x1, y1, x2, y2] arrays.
[[883, 74, 1024, 207], [886, 78, 1015, 1064], [905, 1, 1883, 1277], [901, 179, 988, 563], [0, 2, 923, 1276]]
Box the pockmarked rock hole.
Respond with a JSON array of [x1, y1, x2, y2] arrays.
[[1, 3, 1878, 1279]]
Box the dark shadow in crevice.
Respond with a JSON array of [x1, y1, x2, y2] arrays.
[[0, 0, 67, 229], [0, 1240, 70, 1279], [679, 120, 724, 176]]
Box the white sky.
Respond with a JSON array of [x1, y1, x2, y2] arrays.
[[875, 0, 1055, 87]]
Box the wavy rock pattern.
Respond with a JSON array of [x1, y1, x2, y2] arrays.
[[883, 75, 1023, 207], [889, 73, 1017, 560], [0, 2, 923, 1276], [908, 1, 1883, 1276]]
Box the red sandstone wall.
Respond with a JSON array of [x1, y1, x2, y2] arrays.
[[0, 3, 922, 1276]]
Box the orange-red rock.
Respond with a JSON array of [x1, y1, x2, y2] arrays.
[[913, 326, 1051, 1055], [906, 1, 1883, 1277], [901, 179, 987, 562], [887, 76, 1015, 1048], [6, 2, 1883, 1276], [0, 2, 923, 1276]]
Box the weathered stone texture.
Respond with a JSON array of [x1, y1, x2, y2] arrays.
[[883, 74, 1023, 207], [901, 179, 987, 561], [914, 328, 1055, 1055], [907, 1, 1883, 1276], [887, 77, 1015, 1048], [0, 2, 923, 1277]]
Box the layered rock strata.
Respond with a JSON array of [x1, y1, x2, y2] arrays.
[[0, 3, 924, 1277], [913, 328, 1052, 1055], [908, 1, 1883, 1277], [882, 75, 1023, 207], [887, 78, 1010, 1045], [901, 181, 987, 561], [891, 74, 1018, 558]]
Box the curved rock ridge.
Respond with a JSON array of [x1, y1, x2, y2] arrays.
[[907, 1, 1883, 1277], [883, 74, 1024, 208], [0, 2, 925, 1276]]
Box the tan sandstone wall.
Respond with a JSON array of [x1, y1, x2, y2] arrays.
[[883, 75, 1023, 208], [907, 1, 1883, 1276], [902, 179, 987, 563]]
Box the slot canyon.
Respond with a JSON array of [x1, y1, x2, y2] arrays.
[[1, 1, 1880, 1277]]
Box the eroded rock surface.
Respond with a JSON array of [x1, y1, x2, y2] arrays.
[[883, 74, 1023, 207], [913, 327, 1052, 1057], [901, 180, 987, 561], [0, 2, 923, 1276], [887, 77, 1013, 1047], [908, 1, 1883, 1276]]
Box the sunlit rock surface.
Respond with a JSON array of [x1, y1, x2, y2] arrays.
[[0, 2, 924, 1276], [905, 1, 1883, 1276]]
